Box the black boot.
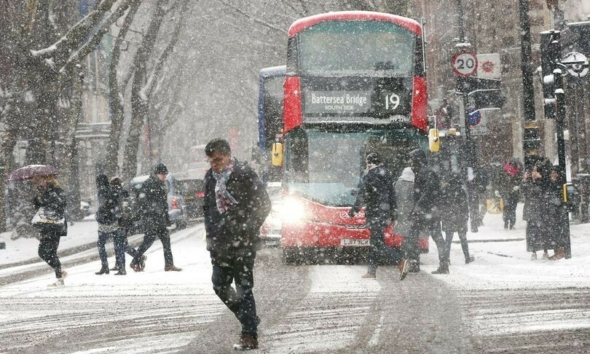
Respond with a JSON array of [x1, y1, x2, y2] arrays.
[[95, 264, 109, 275], [431, 262, 449, 275], [465, 255, 475, 264]]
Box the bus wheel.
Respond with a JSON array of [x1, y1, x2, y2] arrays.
[[282, 248, 299, 265]]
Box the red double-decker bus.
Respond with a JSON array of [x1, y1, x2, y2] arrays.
[[280, 11, 429, 263]]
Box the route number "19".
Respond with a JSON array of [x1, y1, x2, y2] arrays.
[[385, 93, 400, 110]]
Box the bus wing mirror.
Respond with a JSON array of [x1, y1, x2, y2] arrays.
[[271, 142, 283, 166], [429, 128, 440, 152]]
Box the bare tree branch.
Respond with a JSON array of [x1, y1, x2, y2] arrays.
[[59, 0, 136, 75], [219, 0, 287, 35]]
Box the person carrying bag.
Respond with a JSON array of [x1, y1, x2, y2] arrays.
[[31, 174, 68, 287]]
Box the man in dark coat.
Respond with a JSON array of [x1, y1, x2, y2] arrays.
[[203, 138, 271, 351], [402, 148, 449, 274], [348, 152, 407, 280], [130, 163, 182, 272], [440, 172, 475, 264]]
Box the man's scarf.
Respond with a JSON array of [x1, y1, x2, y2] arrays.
[[213, 162, 238, 213]]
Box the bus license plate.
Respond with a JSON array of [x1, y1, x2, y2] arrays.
[[341, 239, 370, 247]]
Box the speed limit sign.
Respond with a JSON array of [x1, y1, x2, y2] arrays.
[[451, 52, 478, 77]]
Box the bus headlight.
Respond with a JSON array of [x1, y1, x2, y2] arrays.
[[282, 197, 306, 223]]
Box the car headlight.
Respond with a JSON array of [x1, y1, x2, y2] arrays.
[[282, 197, 306, 223]]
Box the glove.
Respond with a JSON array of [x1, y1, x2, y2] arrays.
[[494, 190, 500, 198], [348, 209, 356, 218]]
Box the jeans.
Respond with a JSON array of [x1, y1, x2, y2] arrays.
[[132, 227, 173, 267], [211, 251, 258, 337], [97, 231, 117, 266], [113, 228, 139, 269], [38, 232, 62, 278]]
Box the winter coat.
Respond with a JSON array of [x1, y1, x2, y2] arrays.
[[33, 184, 67, 237], [497, 163, 523, 199], [412, 165, 441, 216], [203, 159, 271, 255], [136, 174, 170, 231], [351, 165, 396, 222], [521, 165, 551, 223], [112, 185, 133, 228], [96, 185, 120, 225], [440, 175, 469, 233], [394, 167, 414, 237]]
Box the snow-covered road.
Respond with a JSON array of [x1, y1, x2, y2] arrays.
[[0, 208, 589, 353]]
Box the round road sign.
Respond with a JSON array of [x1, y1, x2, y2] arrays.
[[452, 52, 478, 77], [468, 108, 481, 126]]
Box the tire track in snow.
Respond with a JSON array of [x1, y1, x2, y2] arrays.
[[261, 265, 380, 353]]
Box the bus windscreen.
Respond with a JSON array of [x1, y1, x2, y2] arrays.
[[298, 21, 414, 77]]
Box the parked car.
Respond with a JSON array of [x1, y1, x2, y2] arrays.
[[80, 201, 91, 216], [177, 178, 205, 218], [260, 182, 283, 247], [128, 174, 189, 232]]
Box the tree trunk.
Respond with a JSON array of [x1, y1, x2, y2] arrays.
[[105, 0, 142, 177], [122, 0, 169, 181]]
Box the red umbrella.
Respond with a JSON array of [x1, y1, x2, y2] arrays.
[[7, 165, 60, 182]]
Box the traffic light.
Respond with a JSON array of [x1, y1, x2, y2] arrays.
[[468, 89, 506, 109], [523, 120, 542, 155], [540, 30, 561, 119]]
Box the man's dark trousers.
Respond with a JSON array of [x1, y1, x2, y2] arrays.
[[404, 216, 447, 264], [132, 227, 173, 267], [211, 250, 258, 337], [367, 218, 401, 275]]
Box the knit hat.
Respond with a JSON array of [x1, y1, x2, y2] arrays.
[[365, 152, 381, 165], [154, 163, 169, 175]]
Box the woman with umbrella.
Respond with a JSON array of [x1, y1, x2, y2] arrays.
[[31, 173, 68, 287]]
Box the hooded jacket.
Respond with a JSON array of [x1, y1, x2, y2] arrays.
[[351, 165, 397, 222], [440, 173, 469, 233], [136, 174, 170, 230], [394, 167, 415, 237], [95, 174, 120, 226]]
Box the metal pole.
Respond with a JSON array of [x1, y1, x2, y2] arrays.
[[555, 63, 572, 259], [571, 82, 581, 174], [519, 0, 537, 168], [580, 82, 589, 172]]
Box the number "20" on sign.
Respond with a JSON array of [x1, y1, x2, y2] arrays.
[[452, 52, 477, 77]]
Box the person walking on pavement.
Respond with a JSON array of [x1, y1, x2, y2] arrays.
[[348, 152, 407, 280], [497, 158, 523, 230], [32, 174, 68, 287], [203, 138, 271, 351], [440, 172, 475, 264], [546, 165, 567, 260], [401, 148, 449, 275], [95, 174, 120, 275], [394, 166, 423, 273], [522, 158, 552, 260], [109, 177, 144, 275], [130, 163, 182, 272]]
